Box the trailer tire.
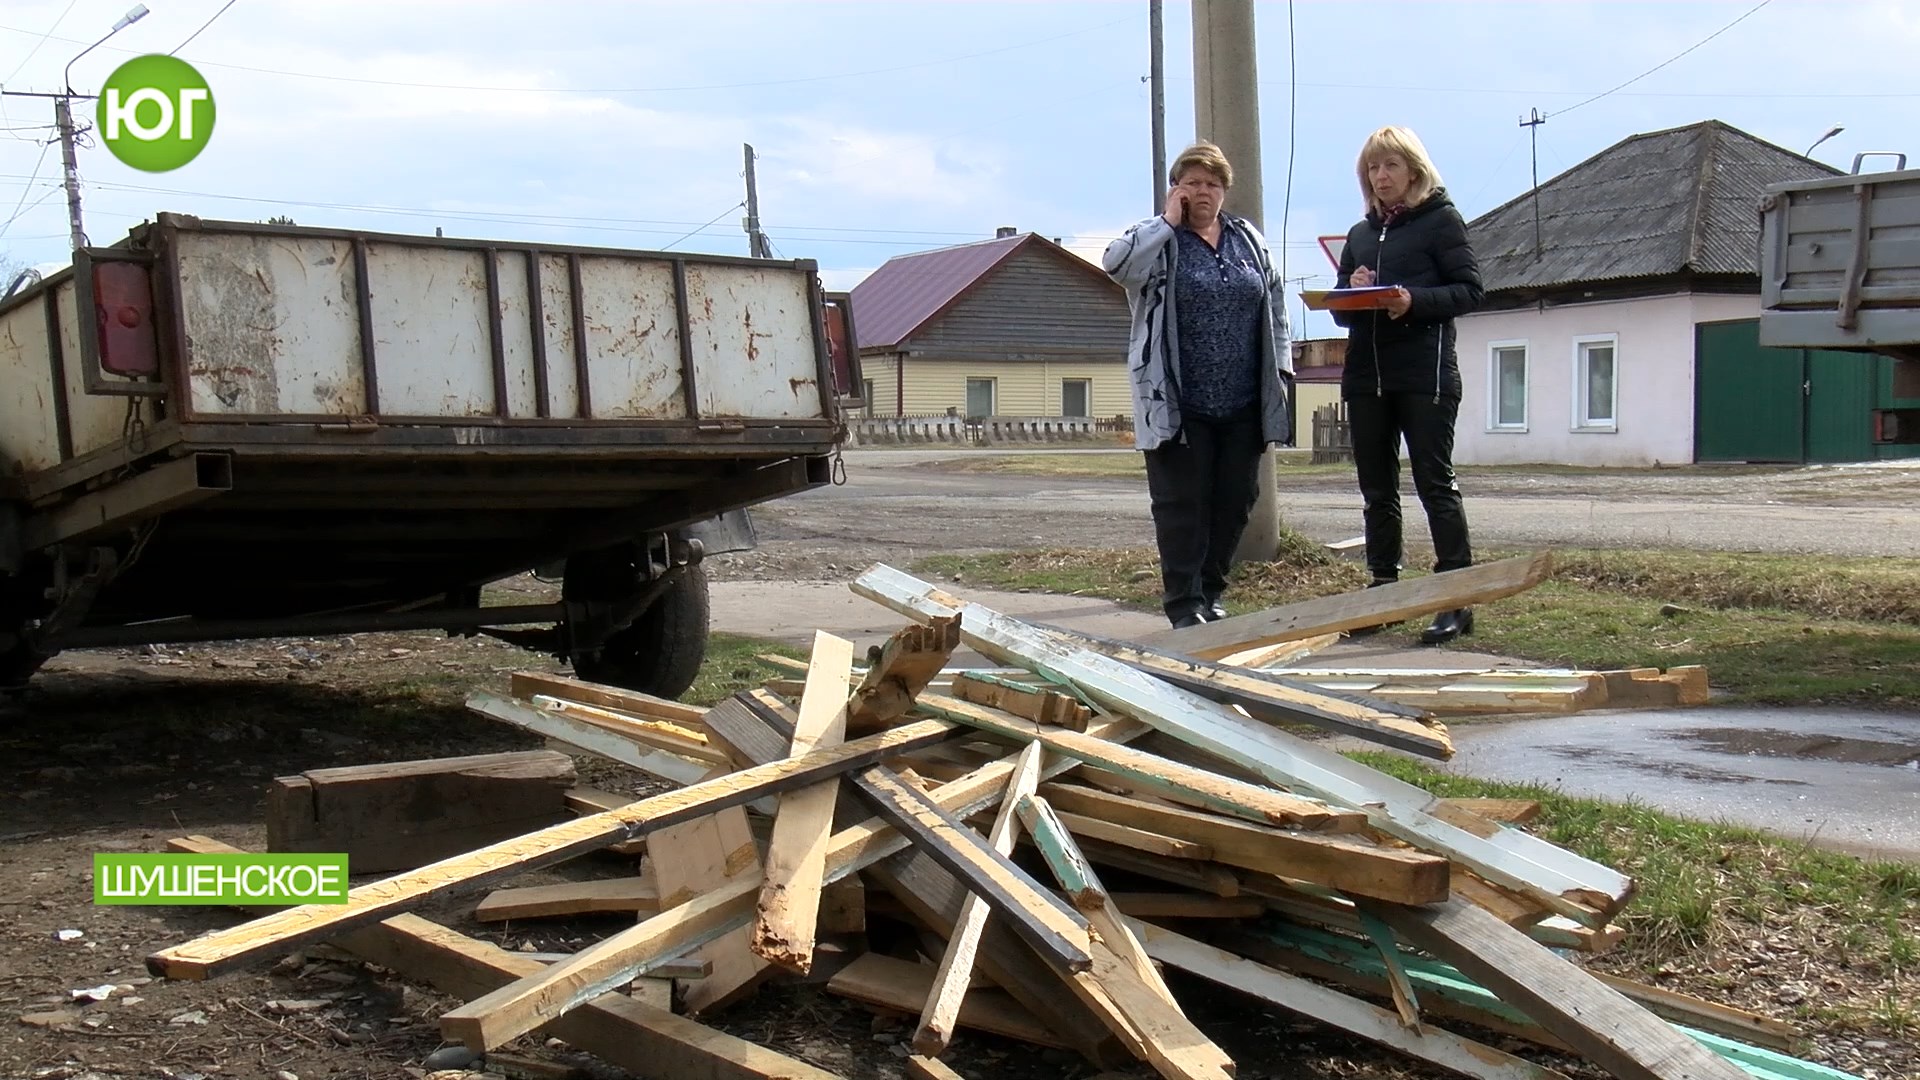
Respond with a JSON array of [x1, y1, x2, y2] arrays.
[[573, 563, 710, 701]]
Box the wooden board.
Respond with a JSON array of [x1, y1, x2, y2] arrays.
[[1054, 811, 1213, 861], [531, 696, 729, 764], [847, 616, 962, 734], [510, 671, 710, 727], [1137, 921, 1571, 1080], [265, 750, 575, 875], [468, 692, 722, 794], [1360, 897, 1750, 1080], [753, 632, 855, 974], [1042, 630, 1454, 760], [952, 671, 1094, 730], [913, 692, 1357, 830], [169, 837, 832, 1080], [647, 762, 771, 1015], [1110, 894, 1265, 920], [915, 743, 1044, 1056], [474, 877, 660, 922], [1134, 552, 1555, 659], [905, 1055, 968, 1080], [1040, 783, 1450, 905], [148, 710, 958, 981]]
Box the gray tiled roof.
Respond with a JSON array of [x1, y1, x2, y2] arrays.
[[1467, 120, 1841, 294]]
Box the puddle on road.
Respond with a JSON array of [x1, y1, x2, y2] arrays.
[[1543, 745, 1810, 785], [1666, 727, 1920, 769]]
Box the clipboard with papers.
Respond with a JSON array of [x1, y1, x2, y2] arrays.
[[1300, 286, 1400, 312]]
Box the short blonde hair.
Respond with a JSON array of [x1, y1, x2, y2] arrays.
[[1356, 126, 1443, 213], [1170, 141, 1233, 188]]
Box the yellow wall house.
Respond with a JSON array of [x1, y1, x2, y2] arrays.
[[850, 230, 1131, 419]]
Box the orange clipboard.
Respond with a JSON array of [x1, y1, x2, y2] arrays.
[[1301, 286, 1399, 312]]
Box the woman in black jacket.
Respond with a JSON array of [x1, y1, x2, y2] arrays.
[[1333, 125, 1486, 644]]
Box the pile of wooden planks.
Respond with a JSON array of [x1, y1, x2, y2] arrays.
[[142, 558, 1848, 1080]]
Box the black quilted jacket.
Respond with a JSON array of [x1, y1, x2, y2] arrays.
[[1333, 189, 1485, 400]]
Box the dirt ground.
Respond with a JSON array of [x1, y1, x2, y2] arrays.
[[5, 457, 1917, 1079]]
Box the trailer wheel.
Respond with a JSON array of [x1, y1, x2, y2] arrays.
[[572, 563, 710, 701]]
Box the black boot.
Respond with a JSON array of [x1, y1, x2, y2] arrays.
[[1345, 578, 1400, 638], [1420, 607, 1475, 645], [1169, 609, 1210, 630], [1204, 600, 1229, 622]]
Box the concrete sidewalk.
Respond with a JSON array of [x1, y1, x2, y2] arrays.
[[711, 578, 1523, 671]]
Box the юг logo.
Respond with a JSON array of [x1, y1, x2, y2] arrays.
[[96, 54, 214, 172]]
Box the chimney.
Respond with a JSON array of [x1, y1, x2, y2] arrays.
[[995, 226, 1017, 239]]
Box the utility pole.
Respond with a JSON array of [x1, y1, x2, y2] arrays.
[[742, 143, 772, 259], [1520, 108, 1546, 262], [1192, 0, 1279, 565], [54, 96, 87, 251], [1149, 0, 1167, 210]]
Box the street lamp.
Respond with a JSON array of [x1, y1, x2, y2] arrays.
[[1806, 124, 1845, 158], [56, 5, 149, 252]]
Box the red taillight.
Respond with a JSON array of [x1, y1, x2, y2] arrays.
[[93, 260, 157, 377]]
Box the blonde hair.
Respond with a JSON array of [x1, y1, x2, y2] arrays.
[[1169, 141, 1233, 188], [1356, 126, 1443, 213]]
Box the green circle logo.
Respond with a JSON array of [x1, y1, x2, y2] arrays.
[[96, 55, 215, 172]]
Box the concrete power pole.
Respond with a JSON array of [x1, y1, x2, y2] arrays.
[[1192, 0, 1281, 564], [53, 96, 88, 252], [742, 143, 772, 259], [1149, 0, 1167, 210]]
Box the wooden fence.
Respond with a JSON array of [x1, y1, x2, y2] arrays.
[[850, 414, 1131, 446], [1311, 401, 1353, 464]]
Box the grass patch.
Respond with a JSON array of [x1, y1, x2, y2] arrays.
[[684, 632, 807, 707], [913, 545, 1920, 705], [1350, 752, 1919, 1023]]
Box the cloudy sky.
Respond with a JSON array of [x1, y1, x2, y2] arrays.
[[2, 0, 1916, 339]]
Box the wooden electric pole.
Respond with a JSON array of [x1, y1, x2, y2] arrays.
[[742, 143, 772, 259], [1192, 0, 1281, 564]]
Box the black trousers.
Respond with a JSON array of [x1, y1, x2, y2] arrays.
[[1348, 393, 1473, 580], [1143, 410, 1265, 622]]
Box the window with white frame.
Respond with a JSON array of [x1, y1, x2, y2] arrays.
[[965, 377, 997, 418], [1572, 335, 1618, 431], [1488, 342, 1528, 431], [1061, 378, 1091, 418]]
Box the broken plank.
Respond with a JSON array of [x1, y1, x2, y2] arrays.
[[1135, 552, 1555, 659], [467, 691, 723, 794], [510, 671, 709, 727], [1054, 811, 1213, 861], [849, 767, 1093, 972], [147, 710, 959, 982], [564, 788, 647, 857], [952, 671, 1094, 730], [1047, 629, 1455, 761], [913, 692, 1358, 830], [474, 878, 660, 922], [1359, 896, 1750, 1080], [753, 631, 856, 975], [530, 697, 730, 765], [649, 758, 771, 1015], [1440, 798, 1542, 826], [905, 1056, 968, 1080], [1216, 633, 1343, 669], [1017, 792, 1180, 1011], [1136, 921, 1571, 1080], [439, 725, 1139, 1064], [847, 616, 963, 734], [914, 742, 1045, 1057], [1040, 783, 1450, 905], [852, 566, 1632, 929], [1075, 838, 1243, 899], [171, 837, 827, 1080], [1589, 972, 1801, 1055], [265, 750, 576, 875]]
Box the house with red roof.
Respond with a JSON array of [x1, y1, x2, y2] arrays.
[[849, 229, 1130, 419]]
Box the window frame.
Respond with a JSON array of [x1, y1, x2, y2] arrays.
[[964, 376, 997, 418], [1486, 339, 1530, 433], [1571, 333, 1620, 433], [1061, 377, 1092, 418]]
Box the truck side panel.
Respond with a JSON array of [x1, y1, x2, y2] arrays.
[[1760, 168, 1920, 353], [537, 253, 582, 418], [684, 264, 824, 419], [576, 255, 687, 419], [177, 233, 369, 416], [0, 286, 67, 474]]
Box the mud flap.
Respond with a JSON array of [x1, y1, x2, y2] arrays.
[[683, 508, 758, 557]]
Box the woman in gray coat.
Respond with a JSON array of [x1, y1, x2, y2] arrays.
[[1103, 141, 1295, 629]]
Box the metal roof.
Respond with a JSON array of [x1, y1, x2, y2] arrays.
[[850, 233, 1117, 349], [1467, 120, 1842, 295]]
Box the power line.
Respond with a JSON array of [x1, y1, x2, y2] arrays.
[[659, 200, 746, 251], [171, 0, 239, 56], [1551, 0, 1774, 118], [0, 15, 1130, 96], [1, 0, 77, 84], [0, 136, 54, 240]]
